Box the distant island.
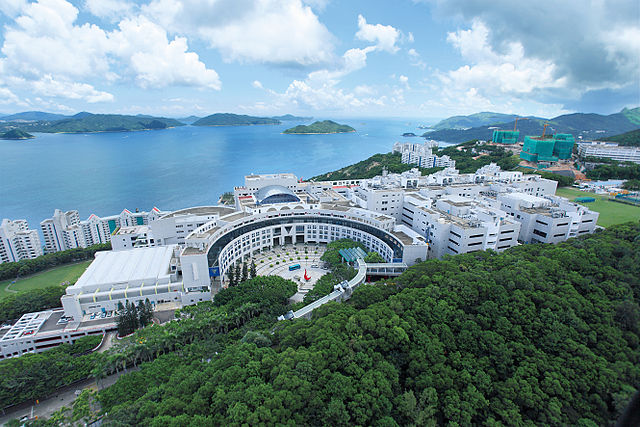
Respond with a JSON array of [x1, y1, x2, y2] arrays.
[[283, 120, 355, 134], [0, 113, 184, 135], [193, 113, 280, 126], [402, 132, 417, 137], [271, 114, 312, 121], [0, 129, 34, 140]]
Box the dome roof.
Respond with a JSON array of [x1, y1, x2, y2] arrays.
[[255, 185, 300, 205]]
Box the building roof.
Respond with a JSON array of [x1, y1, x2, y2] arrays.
[[161, 206, 234, 219], [69, 246, 176, 292], [255, 185, 300, 205]]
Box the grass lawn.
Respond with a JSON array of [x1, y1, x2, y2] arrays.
[[0, 260, 92, 299], [556, 187, 640, 228]]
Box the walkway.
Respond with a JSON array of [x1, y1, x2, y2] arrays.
[[0, 368, 137, 425], [283, 260, 408, 320], [289, 259, 368, 320]]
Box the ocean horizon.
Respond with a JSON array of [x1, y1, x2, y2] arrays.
[[1, 118, 452, 228]]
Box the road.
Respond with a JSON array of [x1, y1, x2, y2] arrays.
[[0, 368, 138, 425]]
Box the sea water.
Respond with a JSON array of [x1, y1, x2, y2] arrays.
[[0, 118, 445, 226]]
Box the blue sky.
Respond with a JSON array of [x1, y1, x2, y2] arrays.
[[0, 0, 638, 119]]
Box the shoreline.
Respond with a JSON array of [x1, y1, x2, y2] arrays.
[[282, 130, 357, 135], [193, 123, 280, 127]]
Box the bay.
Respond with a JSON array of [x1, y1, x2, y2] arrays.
[[0, 118, 444, 227]]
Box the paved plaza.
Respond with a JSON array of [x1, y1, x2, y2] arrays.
[[251, 243, 329, 302]]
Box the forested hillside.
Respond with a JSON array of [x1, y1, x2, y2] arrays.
[[87, 222, 640, 426]]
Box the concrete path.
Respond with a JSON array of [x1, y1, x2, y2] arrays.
[[0, 369, 137, 425]]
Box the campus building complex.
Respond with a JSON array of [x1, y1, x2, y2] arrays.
[[393, 141, 456, 169], [0, 219, 43, 264], [1, 155, 599, 359], [577, 141, 640, 164]]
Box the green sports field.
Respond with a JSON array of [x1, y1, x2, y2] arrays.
[[0, 260, 91, 299], [555, 187, 640, 228]]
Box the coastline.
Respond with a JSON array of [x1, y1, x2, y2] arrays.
[[282, 130, 357, 135], [193, 123, 280, 127]]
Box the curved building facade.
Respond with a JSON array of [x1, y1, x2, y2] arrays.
[[180, 204, 427, 287]]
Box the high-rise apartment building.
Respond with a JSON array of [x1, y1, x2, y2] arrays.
[[0, 219, 43, 264]]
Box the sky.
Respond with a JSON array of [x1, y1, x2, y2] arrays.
[[0, 0, 638, 119]]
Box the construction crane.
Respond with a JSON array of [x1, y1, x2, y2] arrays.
[[513, 117, 528, 131], [542, 122, 550, 138]]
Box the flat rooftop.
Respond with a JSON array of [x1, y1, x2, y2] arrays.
[[221, 211, 252, 223], [69, 246, 176, 292], [391, 230, 415, 245], [161, 206, 235, 219]]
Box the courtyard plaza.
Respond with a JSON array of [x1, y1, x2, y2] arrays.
[[244, 243, 329, 302]]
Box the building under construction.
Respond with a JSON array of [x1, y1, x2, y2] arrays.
[[492, 130, 520, 144], [520, 133, 575, 164]]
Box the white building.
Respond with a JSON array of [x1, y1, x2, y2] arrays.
[[0, 309, 112, 359], [578, 142, 640, 164], [498, 193, 599, 244], [110, 225, 158, 251], [40, 209, 84, 253], [0, 219, 43, 264], [406, 195, 521, 258], [41, 207, 164, 253], [393, 141, 456, 169], [61, 245, 209, 319], [150, 206, 236, 246]]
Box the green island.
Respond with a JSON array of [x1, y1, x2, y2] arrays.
[[283, 120, 355, 134], [192, 113, 280, 126], [2, 223, 638, 425], [0, 113, 184, 134], [0, 129, 34, 140], [270, 114, 312, 121]]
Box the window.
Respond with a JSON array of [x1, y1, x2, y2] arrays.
[[533, 229, 547, 238]]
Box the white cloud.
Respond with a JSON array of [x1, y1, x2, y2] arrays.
[[258, 15, 405, 112], [355, 14, 400, 53], [422, 0, 640, 91], [252, 80, 263, 89], [0, 0, 221, 105], [407, 48, 426, 69], [0, 86, 23, 105], [143, 0, 335, 66], [302, 0, 329, 11], [29, 75, 114, 102], [442, 21, 566, 96], [398, 75, 409, 88], [0, 0, 26, 18], [110, 16, 221, 90], [2, 0, 112, 79], [84, 0, 134, 20]]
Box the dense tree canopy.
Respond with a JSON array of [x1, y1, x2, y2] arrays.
[[82, 222, 640, 426], [0, 286, 66, 323]]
